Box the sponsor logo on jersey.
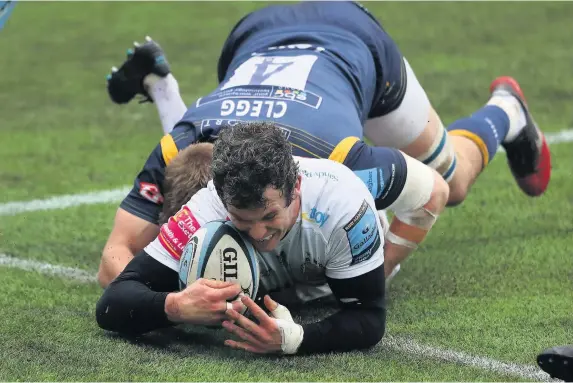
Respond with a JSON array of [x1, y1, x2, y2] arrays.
[[138, 182, 164, 204], [302, 207, 330, 228], [353, 168, 384, 200], [196, 85, 322, 109], [273, 88, 307, 102], [344, 200, 381, 265], [158, 206, 201, 260], [300, 169, 339, 182]]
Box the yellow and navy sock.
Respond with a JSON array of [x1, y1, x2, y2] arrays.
[[447, 105, 509, 168]]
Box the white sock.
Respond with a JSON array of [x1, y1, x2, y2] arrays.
[[144, 73, 187, 135], [486, 90, 527, 143]]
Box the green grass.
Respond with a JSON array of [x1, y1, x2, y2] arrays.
[[1, 1, 572, 381]]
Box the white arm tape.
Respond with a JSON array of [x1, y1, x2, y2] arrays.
[[386, 231, 418, 249], [271, 303, 304, 354], [275, 318, 304, 355], [389, 152, 438, 230]]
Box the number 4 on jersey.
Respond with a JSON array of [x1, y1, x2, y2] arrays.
[[222, 55, 318, 90]]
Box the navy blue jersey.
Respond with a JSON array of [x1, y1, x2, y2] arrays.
[[121, 1, 408, 224]]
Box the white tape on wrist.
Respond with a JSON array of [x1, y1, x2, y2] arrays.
[[275, 318, 304, 355], [386, 231, 418, 249]]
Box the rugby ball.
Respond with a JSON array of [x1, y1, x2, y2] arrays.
[[178, 220, 260, 301]]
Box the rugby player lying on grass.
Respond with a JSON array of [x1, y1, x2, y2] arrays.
[[96, 122, 448, 355], [98, 1, 551, 289]]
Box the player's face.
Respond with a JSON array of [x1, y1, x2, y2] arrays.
[[227, 176, 302, 252]]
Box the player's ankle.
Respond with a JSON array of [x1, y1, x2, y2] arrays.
[[143, 73, 165, 91], [486, 91, 526, 143], [144, 73, 180, 101]]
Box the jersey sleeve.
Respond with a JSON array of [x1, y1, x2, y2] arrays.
[[119, 124, 198, 225], [330, 138, 408, 210], [324, 196, 385, 280], [144, 181, 228, 271]]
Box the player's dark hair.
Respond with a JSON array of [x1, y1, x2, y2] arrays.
[[212, 122, 299, 209], [159, 143, 213, 225]]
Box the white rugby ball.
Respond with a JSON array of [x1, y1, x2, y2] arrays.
[[178, 220, 260, 300]]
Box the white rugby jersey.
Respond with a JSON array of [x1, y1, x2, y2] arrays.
[[145, 156, 385, 303]]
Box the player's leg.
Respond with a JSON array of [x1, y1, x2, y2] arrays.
[[106, 36, 187, 135], [366, 60, 551, 206]]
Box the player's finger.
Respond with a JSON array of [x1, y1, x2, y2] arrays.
[[266, 297, 294, 321], [210, 284, 242, 302], [225, 308, 267, 339], [222, 320, 265, 347], [241, 295, 274, 325], [264, 295, 278, 312], [231, 299, 247, 313], [200, 278, 237, 289], [224, 339, 265, 354]]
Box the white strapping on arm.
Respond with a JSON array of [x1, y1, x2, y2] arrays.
[[386, 152, 438, 247]]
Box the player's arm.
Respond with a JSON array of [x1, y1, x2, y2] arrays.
[[98, 138, 172, 288], [96, 248, 243, 335], [98, 208, 160, 288], [96, 249, 177, 335], [300, 264, 386, 353], [96, 190, 242, 335], [331, 138, 449, 276], [293, 195, 388, 354]]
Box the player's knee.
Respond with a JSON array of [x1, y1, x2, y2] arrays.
[[430, 170, 450, 214], [446, 182, 469, 207], [416, 111, 457, 184]]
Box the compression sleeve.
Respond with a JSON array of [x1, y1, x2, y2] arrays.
[[298, 263, 386, 354], [95, 251, 179, 335]]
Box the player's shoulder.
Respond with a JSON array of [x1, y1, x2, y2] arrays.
[[296, 156, 375, 234], [296, 156, 357, 183], [154, 124, 197, 167], [296, 156, 370, 200]]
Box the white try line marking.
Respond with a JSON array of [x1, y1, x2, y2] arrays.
[[0, 252, 557, 382], [0, 186, 132, 216], [383, 336, 557, 382], [0, 253, 96, 284], [1, 128, 572, 217]]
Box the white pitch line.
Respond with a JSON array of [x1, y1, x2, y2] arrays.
[[0, 128, 572, 218], [0, 253, 96, 283], [0, 186, 131, 216], [383, 336, 557, 382], [0, 253, 556, 382]]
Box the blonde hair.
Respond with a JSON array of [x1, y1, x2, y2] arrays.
[[159, 143, 213, 224]]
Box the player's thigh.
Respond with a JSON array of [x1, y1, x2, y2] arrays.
[[364, 58, 438, 151], [364, 59, 456, 181]]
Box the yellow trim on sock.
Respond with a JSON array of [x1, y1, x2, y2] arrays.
[[328, 136, 360, 164], [448, 130, 489, 167]]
